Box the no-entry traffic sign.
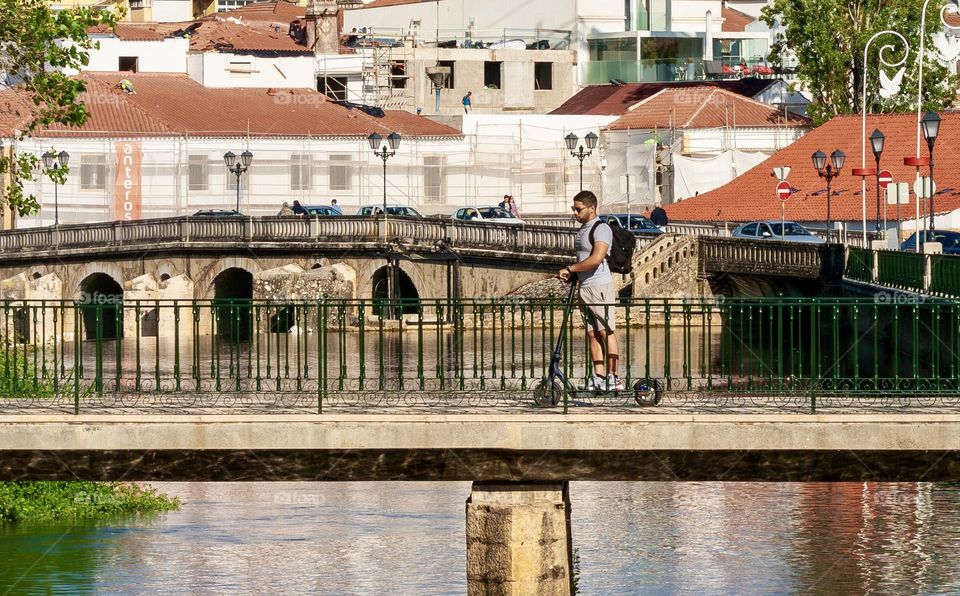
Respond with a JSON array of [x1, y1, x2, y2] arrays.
[[776, 181, 792, 201], [878, 170, 893, 189]]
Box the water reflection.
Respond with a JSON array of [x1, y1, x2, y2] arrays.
[[3, 482, 960, 593]]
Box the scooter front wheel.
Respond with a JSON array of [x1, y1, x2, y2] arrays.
[[533, 377, 564, 407], [633, 378, 664, 406]]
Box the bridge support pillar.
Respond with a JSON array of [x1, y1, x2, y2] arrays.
[[465, 481, 572, 596]]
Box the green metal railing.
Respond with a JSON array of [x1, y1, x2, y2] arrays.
[[846, 247, 872, 283], [0, 297, 957, 414], [877, 250, 925, 291], [930, 254, 960, 297]]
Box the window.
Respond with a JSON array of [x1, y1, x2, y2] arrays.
[[226, 170, 238, 191], [290, 154, 312, 191], [228, 60, 253, 78], [119, 56, 139, 72], [423, 156, 447, 204], [437, 60, 455, 88], [319, 76, 348, 101], [390, 61, 407, 89], [544, 160, 562, 196], [80, 154, 106, 190], [535, 62, 553, 90], [217, 0, 253, 10], [739, 223, 758, 236], [484, 61, 502, 89], [329, 155, 353, 191], [188, 155, 208, 191]]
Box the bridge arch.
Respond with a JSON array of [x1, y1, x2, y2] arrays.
[[212, 267, 253, 339], [78, 272, 124, 340], [371, 264, 421, 316]]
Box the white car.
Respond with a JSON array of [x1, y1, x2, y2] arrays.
[[453, 206, 525, 225]]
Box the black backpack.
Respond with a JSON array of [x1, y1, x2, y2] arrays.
[[588, 219, 637, 274]]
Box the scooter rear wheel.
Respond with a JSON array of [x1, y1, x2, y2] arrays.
[[533, 377, 564, 407]]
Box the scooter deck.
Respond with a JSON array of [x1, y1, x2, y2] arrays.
[[569, 389, 661, 406]]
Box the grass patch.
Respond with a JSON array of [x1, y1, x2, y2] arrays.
[[0, 481, 180, 524]]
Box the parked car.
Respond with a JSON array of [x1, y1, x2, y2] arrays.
[[601, 214, 664, 237], [356, 205, 423, 218], [453, 206, 525, 224], [900, 230, 960, 254], [303, 205, 342, 217], [193, 209, 243, 217], [732, 220, 825, 244]]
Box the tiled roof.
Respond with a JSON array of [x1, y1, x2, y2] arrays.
[[721, 6, 755, 32], [89, 17, 310, 53], [665, 112, 960, 223], [606, 87, 810, 130], [214, 0, 305, 22], [550, 79, 777, 115], [0, 73, 461, 139]]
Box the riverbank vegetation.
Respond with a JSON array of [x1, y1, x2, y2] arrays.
[[0, 481, 180, 523]]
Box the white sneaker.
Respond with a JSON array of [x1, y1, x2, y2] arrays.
[[584, 375, 605, 391], [607, 374, 624, 391]]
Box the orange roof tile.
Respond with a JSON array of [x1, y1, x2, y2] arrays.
[[90, 18, 310, 53], [551, 79, 777, 116], [0, 73, 460, 139], [606, 87, 810, 130], [214, 0, 305, 22], [721, 6, 755, 32], [665, 112, 960, 223]]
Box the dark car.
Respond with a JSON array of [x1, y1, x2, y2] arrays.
[[303, 205, 342, 217], [900, 230, 960, 254], [193, 209, 243, 217], [602, 214, 664, 237]]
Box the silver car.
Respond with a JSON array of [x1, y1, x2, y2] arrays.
[[731, 220, 825, 244]]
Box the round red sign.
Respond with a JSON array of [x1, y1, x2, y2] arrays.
[[878, 170, 893, 189], [776, 181, 792, 201]]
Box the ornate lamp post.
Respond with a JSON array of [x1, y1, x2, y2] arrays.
[[565, 131, 598, 192], [870, 129, 885, 238], [41, 150, 69, 226], [224, 150, 253, 213], [853, 30, 908, 244], [921, 110, 941, 231], [813, 149, 845, 242], [368, 131, 401, 242]]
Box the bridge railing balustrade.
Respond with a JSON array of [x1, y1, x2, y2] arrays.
[[0, 297, 957, 414]]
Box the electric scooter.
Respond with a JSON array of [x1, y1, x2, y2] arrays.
[[532, 276, 663, 407]]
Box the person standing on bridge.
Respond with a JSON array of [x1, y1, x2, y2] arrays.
[[558, 190, 622, 391]]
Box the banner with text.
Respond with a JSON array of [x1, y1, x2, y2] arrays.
[[114, 141, 142, 220]]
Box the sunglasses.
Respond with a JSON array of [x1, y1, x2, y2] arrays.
[[572, 205, 590, 213]]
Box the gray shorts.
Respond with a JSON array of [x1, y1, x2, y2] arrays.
[[577, 282, 616, 333]]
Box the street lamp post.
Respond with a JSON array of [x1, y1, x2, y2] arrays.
[[223, 150, 253, 213], [41, 150, 70, 226], [855, 30, 908, 244], [565, 131, 598, 192], [921, 110, 941, 231], [367, 132, 402, 242], [812, 149, 845, 242], [870, 129, 885, 238]]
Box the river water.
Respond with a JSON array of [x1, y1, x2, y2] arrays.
[[3, 481, 960, 594]]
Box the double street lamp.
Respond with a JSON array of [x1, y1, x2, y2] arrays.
[[565, 131, 598, 192], [368, 132, 402, 240], [224, 150, 253, 213], [812, 149, 845, 242], [41, 150, 70, 226]]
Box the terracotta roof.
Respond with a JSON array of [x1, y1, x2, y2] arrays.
[[89, 18, 310, 53], [0, 73, 461, 139], [665, 112, 960, 223], [721, 6, 755, 32], [550, 79, 778, 116], [606, 87, 810, 130], [214, 0, 305, 22]]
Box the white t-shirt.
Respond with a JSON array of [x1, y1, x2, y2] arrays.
[[575, 219, 612, 287]]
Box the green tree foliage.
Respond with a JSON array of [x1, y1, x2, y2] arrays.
[[0, 481, 180, 523], [762, 0, 959, 126], [0, 0, 117, 216]]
